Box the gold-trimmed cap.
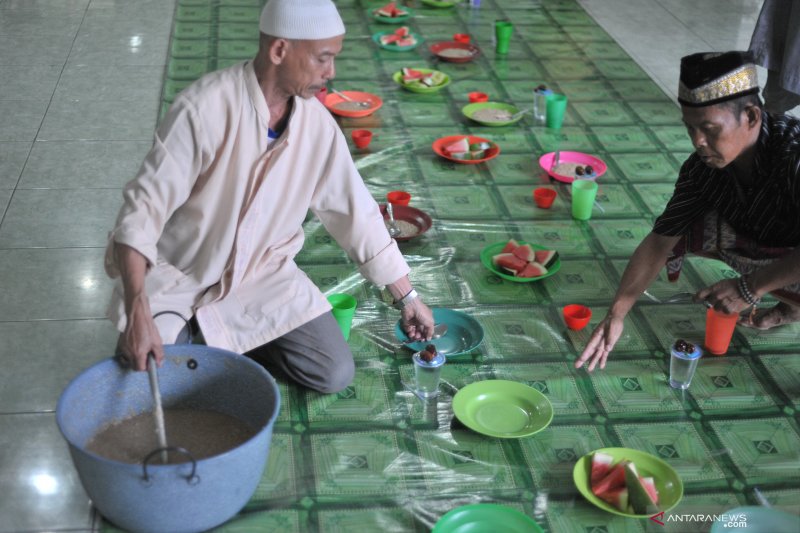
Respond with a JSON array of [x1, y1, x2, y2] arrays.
[[678, 51, 759, 107]]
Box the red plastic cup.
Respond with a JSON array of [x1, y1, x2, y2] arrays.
[[315, 87, 328, 104], [468, 91, 489, 103], [563, 304, 592, 331], [351, 129, 373, 149], [704, 307, 738, 355], [533, 187, 557, 209], [387, 190, 411, 206], [453, 33, 471, 44]]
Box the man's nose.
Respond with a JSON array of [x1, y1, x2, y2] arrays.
[[325, 60, 335, 81], [690, 131, 707, 149]]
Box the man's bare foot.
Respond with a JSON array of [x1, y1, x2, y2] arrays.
[[739, 302, 800, 330]]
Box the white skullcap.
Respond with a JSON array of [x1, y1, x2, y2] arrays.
[[259, 0, 346, 40]]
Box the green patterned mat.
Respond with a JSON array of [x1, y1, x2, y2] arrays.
[[104, 0, 800, 531]]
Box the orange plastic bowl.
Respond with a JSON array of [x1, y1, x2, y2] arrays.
[[563, 304, 592, 331], [324, 90, 383, 118]]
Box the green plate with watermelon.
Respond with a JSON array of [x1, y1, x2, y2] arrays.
[[372, 28, 422, 51], [392, 68, 451, 93], [480, 239, 561, 282], [372, 2, 413, 23], [573, 447, 683, 518], [453, 380, 554, 438]]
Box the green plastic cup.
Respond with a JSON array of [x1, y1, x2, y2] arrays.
[[494, 20, 513, 54], [571, 179, 598, 221], [545, 93, 568, 129], [327, 293, 357, 341]]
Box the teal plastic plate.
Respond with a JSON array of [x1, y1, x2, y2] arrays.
[[452, 380, 554, 438], [709, 506, 799, 533], [396, 308, 483, 357], [479, 241, 561, 283], [432, 504, 544, 533], [372, 31, 423, 52]]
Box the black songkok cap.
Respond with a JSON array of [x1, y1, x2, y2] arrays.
[[678, 51, 759, 107]]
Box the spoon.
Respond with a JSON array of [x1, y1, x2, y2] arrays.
[[403, 323, 448, 344], [147, 353, 168, 464], [331, 88, 372, 109], [509, 108, 533, 121], [386, 203, 402, 238]]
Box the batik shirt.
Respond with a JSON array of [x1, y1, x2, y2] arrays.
[[653, 112, 800, 247]]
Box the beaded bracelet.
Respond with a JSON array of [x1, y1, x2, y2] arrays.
[[737, 276, 760, 307]]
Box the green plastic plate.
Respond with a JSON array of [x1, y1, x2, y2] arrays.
[[395, 308, 483, 357], [452, 380, 554, 438], [462, 102, 523, 127], [372, 7, 413, 24], [432, 504, 544, 533], [573, 447, 684, 518], [421, 0, 458, 7], [392, 69, 451, 94], [479, 241, 561, 283]]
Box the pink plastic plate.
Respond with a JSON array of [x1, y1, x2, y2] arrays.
[[538, 151, 607, 183]]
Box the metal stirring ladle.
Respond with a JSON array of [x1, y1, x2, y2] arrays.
[[147, 353, 169, 464], [386, 203, 401, 238]]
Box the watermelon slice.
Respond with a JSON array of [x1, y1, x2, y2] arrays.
[[591, 462, 627, 496], [597, 487, 629, 513], [396, 36, 416, 47], [394, 26, 409, 37], [492, 253, 527, 275], [500, 239, 519, 253], [402, 67, 424, 82], [640, 476, 659, 505], [512, 244, 535, 263], [444, 137, 470, 154], [590, 452, 615, 484], [534, 249, 559, 269], [624, 463, 659, 515], [380, 34, 399, 45], [517, 262, 547, 278], [375, 2, 395, 16]]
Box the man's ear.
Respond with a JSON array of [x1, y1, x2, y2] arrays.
[[744, 104, 761, 129], [269, 38, 290, 65]]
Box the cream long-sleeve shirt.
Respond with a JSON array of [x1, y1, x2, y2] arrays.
[[105, 61, 409, 352]]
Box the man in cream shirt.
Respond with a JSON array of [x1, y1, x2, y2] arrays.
[[105, 0, 434, 393]]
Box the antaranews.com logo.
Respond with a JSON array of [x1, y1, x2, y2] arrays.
[[650, 511, 748, 528]]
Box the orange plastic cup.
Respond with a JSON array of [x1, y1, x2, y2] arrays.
[[351, 129, 373, 149], [453, 33, 471, 44], [704, 307, 738, 355], [533, 187, 557, 208], [563, 304, 592, 331], [468, 91, 489, 103], [387, 190, 411, 206]]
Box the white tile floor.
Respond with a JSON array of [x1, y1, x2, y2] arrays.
[[0, 0, 788, 531]]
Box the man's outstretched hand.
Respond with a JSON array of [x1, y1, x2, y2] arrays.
[[574, 314, 625, 371]]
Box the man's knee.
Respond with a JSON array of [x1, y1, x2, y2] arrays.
[[313, 358, 355, 394]]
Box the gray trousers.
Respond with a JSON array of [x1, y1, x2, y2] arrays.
[[243, 312, 355, 394], [158, 311, 354, 394]]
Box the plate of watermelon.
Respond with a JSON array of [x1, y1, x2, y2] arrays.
[[429, 41, 480, 63], [392, 68, 451, 94], [573, 448, 683, 518], [453, 380, 554, 438], [480, 239, 560, 282], [396, 308, 483, 357], [373, 27, 422, 51], [372, 1, 413, 23], [432, 135, 500, 164]]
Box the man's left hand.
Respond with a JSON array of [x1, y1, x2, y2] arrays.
[[401, 299, 435, 341]]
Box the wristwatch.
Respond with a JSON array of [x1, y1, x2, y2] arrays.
[[393, 288, 419, 310]]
